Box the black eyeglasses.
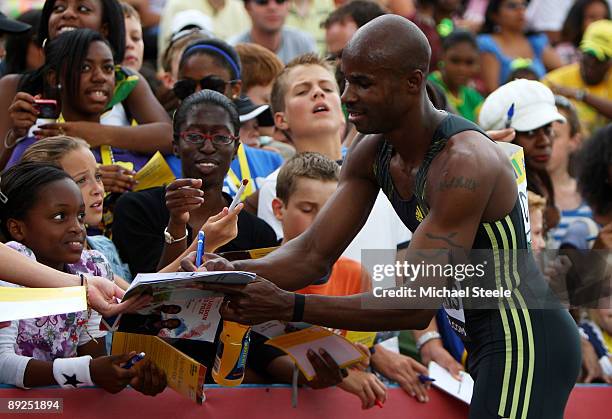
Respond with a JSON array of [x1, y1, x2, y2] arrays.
[[173, 76, 236, 100], [180, 131, 237, 146], [253, 0, 287, 5]]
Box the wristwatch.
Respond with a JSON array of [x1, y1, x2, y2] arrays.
[[164, 226, 188, 244], [574, 89, 587, 102], [416, 331, 442, 352]]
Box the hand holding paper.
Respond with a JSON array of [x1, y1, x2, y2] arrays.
[[133, 151, 176, 192], [428, 361, 474, 404], [266, 326, 367, 381]]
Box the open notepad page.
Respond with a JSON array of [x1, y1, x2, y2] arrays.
[[128, 271, 256, 290], [428, 361, 474, 404]]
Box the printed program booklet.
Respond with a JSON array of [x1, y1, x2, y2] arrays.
[[112, 332, 207, 404], [101, 271, 255, 342], [260, 324, 369, 380]]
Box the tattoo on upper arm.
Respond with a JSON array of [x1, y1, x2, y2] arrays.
[[425, 232, 463, 248], [438, 176, 478, 192]]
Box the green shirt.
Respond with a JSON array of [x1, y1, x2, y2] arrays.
[[428, 71, 484, 122]]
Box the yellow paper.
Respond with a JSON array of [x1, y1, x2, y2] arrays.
[[0, 286, 84, 302], [266, 326, 367, 380], [248, 246, 278, 259], [111, 332, 206, 404], [343, 331, 377, 348], [133, 151, 176, 191], [219, 246, 279, 261]]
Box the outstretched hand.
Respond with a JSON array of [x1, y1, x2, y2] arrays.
[[87, 276, 151, 317], [201, 203, 243, 252]]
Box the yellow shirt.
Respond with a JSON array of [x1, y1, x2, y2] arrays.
[[285, 0, 335, 54], [604, 329, 612, 355], [543, 63, 612, 137], [158, 0, 251, 60]]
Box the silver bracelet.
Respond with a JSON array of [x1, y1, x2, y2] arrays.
[[3, 129, 21, 149], [416, 331, 442, 352]]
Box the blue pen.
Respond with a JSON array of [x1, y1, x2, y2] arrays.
[[195, 231, 205, 267], [123, 352, 145, 369], [505, 103, 515, 128], [418, 374, 436, 384]]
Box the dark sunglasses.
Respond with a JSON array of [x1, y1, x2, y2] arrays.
[[516, 124, 556, 139], [253, 0, 287, 5], [173, 76, 236, 100]]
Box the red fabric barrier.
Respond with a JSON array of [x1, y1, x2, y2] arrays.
[[0, 385, 608, 418]]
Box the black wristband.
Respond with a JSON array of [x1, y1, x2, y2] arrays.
[[80, 274, 85, 286], [292, 293, 305, 322]]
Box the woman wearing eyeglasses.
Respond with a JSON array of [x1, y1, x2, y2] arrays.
[[111, 89, 280, 380], [477, 0, 562, 94], [112, 89, 278, 276], [172, 38, 284, 200]]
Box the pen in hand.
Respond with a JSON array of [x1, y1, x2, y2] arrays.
[[505, 103, 515, 129], [418, 374, 436, 384], [229, 179, 249, 211], [122, 352, 145, 369], [195, 231, 205, 268]]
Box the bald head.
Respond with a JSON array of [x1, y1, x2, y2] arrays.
[[344, 15, 431, 75]]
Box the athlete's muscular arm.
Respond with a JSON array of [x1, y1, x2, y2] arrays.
[[200, 135, 505, 330], [230, 134, 382, 291]]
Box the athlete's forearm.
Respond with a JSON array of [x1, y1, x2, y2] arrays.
[[301, 293, 436, 331], [234, 236, 333, 291]]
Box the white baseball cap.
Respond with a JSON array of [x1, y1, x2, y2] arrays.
[[171, 10, 214, 35], [479, 79, 566, 132]]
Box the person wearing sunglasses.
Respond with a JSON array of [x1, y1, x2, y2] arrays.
[[230, 0, 316, 64], [544, 19, 612, 138], [173, 38, 243, 103], [173, 38, 284, 200], [480, 79, 565, 234]]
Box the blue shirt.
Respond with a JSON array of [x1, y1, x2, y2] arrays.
[[477, 33, 549, 85], [223, 145, 284, 198], [549, 202, 599, 249]]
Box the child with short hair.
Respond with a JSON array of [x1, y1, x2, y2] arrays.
[[580, 309, 612, 377], [156, 29, 211, 112], [0, 161, 166, 395], [427, 30, 483, 122], [528, 191, 547, 254], [271, 152, 432, 406], [120, 2, 144, 72]]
